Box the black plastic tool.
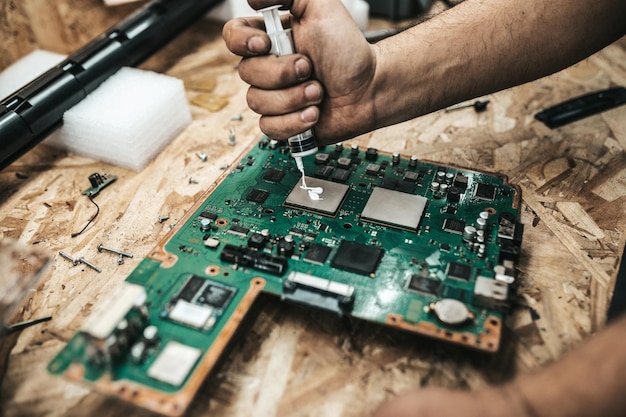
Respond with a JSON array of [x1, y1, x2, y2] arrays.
[[535, 86, 626, 128]]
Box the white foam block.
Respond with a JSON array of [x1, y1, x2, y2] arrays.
[[0, 50, 67, 100], [48, 67, 191, 171]]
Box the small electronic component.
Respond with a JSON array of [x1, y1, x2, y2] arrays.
[[473, 276, 510, 310], [332, 168, 351, 182], [247, 189, 270, 203], [73, 172, 118, 237], [380, 177, 398, 189], [83, 173, 117, 197], [407, 275, 442, 296], [227, 225, 250, 237], [474, 183, 496, 200], [366, 163, 381, 175], [303, 243, 332, 265], [220, 244, 288, 276], [147, 341, 201, 386], [315, 165, 334, 179], [199, 211, 218, 220], [331, 240, 384, 276], [446, 262, 472, 281], [169, 300, 215, 329], [166, 276, 236, 330], [263, 168, 285, 183], [443, 218, 466, 234], [361, 187, 428, 230]]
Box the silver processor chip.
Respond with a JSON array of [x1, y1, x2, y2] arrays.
[[361, 187, 428, 230], [284, 177, 349, 216]]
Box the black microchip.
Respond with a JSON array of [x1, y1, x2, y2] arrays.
[[446, 262, 472, 281], [397, 180, 416, 194], [174, 275, 206, 303], [303, 243, 332, 265], [444, 206, 457, 214], [228, 225, 250, 236], [331, 241, 384, 276], [289, 228, 305, 237], [332, 168, 351, 183], [197, 283, 236, 310], [380, 177, 398, 190], [263, 168, 285, 183], [403, 171, 419, 182], [304, 232, 318, 240], [408, 275, 442, 295], [315, 165, 334, 179], [247, 188, 270, 203], [199, 211, 218, 220], [443, 218, 466, 234], [475, 183, 496, 200]]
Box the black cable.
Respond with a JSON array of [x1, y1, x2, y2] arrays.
[[71, 195, 100, 238]]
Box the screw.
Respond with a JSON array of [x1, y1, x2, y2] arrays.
[[59, 251, 79, 266], [78, 257, 102, 273], [189, 177, 199, 184], [97, 243, 134, 258], [230, 114, 242, 121], [219, 164, 230, 170], [117, 254, 125, 265], [228, 127, 236, 146], [196, 152, 207, 162], [158, 215, 170, 223], [445, 100, 490, 113]]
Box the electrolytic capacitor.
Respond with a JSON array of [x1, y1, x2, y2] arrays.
[[463, 225, 477, 242]]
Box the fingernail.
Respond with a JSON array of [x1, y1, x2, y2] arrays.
[[294, 58, 311, 80], [304, 84, 321, 101], [300, 107, 318, 123], [247, 36, 266, 54]]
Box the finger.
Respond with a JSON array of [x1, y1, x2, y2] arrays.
[[222, 17, 271, 56], [239, 54, 312, 89], [258, 106, 319, 140], [247, 81, 322, 115]]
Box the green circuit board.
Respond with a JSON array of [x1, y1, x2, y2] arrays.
[[48, 137, 523, 416]]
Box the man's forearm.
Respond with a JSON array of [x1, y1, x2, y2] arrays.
[[508, 313, 626, 417], [371, 0, 626, 131]]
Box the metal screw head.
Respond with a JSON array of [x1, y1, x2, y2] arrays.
[[117, 254, 125, 265]]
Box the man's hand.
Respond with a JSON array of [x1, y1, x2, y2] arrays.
[[222, 0, 377, 145], [371, 387, 528, 417]]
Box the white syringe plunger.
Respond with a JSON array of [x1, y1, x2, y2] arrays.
[[259, 6, 295, 56]]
